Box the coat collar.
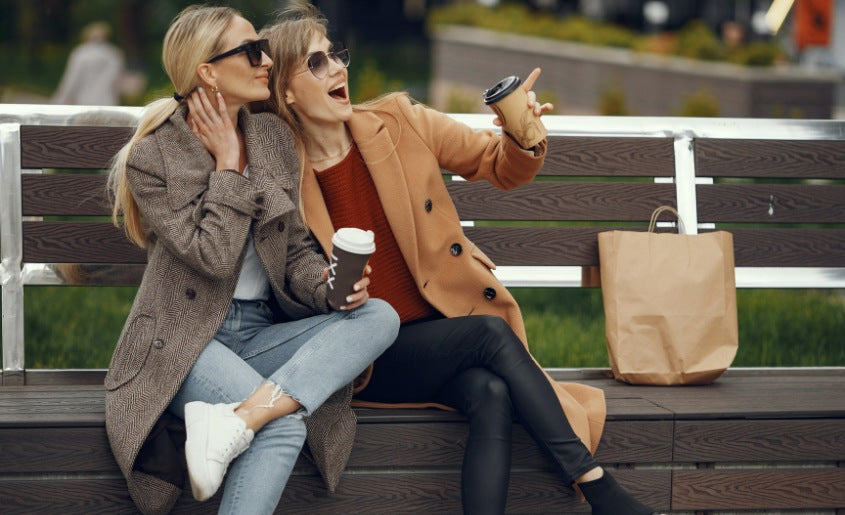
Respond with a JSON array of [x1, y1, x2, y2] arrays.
[[155, 105, 295, 220], [302, 106, 420, 272]]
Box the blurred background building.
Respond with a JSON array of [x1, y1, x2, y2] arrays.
[[1, 0, 842, 117]]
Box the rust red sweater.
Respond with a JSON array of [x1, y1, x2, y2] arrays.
[[314, 145, 436, 323]]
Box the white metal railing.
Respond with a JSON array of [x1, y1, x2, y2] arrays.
[[2, 105, 845, 378]]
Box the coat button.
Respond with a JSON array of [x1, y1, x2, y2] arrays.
[[152, 339, 164, 349], [450, 243, 462, 256], [255, 195, 265, 205], [254, 208, 263, 217], [185, 288, 196, 300], [483, 287, 497, 300], [277, 221, 285, 232], [424, 199, 432, 212]]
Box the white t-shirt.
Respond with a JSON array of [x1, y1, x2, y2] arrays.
[[233, 166, 271, 301]]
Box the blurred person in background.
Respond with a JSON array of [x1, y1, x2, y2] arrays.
[[52, 21, 125, 105]]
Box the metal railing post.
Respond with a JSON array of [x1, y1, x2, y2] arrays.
[[0, 123, 24, 384], [673, 134, 699, 235]]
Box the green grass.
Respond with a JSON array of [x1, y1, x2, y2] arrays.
[[512, 288, 845, 368], [3, 286, 842, 369], [22, 286, 137, 368]]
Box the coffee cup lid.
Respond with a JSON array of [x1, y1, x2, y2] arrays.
[[483, 76, 522, 105], [332, 227, 375, 254]]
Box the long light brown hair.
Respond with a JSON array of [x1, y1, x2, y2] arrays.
[[256, 3, 410, 222], [253, 3, 329, 221], [107, 5, 239, 247]]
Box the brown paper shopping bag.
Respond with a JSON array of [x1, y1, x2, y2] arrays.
[[598, 206, 738, 385]]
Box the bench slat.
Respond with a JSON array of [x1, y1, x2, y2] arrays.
[[21, 126, 133, 170], [22, 221, 146, 264], [21, 223, 845, 268], [697, 183, 845, 223], [673, 419, 845, 462], [672, 469, 845, 510], [543, 136, 675, 177], [22, 174, 110, 216], [449, 181, 676, 220], [727, 228, 845, 267], [695, 139, 845, 179], [0, 469, 668, 514]]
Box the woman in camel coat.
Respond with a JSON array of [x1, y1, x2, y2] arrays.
[[256, 5, 655, 514]]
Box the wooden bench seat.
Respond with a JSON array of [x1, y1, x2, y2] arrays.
[[1, 105, 844, 512], [3, 369, 843, 513]]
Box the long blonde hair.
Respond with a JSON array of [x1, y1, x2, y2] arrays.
[[108, 5, 239, 247], [254, 3, 329, 221]]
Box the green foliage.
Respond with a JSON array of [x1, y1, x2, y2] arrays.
[[678, 90, 721, 117], [537, 90, 560, 114], [598, 83, 629, 115], [769, 103, 806, 119], [429, 3, 784, 67], [429, 3, 637, 49], [445, 88, 480, 114], [352, 58, 403, 104], [673, 21, 726, 61], [730, 41, 787, 67]]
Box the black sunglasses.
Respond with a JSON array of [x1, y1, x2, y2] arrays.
[[208, 39, 270, 67], [296, 45, 350, 79]]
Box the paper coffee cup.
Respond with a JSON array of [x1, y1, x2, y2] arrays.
[[327, 227, 375, 308], [483, 75, 547, 150]]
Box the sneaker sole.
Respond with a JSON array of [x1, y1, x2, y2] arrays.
[[184, 401, 214, 501]]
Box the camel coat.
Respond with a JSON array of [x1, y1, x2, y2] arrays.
[[104, 106, 332, 514], [301, 93, 607, 456]]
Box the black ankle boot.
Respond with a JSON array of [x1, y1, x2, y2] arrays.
[[578, 470, 655, 515]]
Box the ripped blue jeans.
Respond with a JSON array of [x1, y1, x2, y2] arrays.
[[168, 298, 399, 514]]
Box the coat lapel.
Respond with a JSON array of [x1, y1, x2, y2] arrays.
[[241, 111, 295, 231], [301, 158, 335, 254], [338, 109, 421, 272], [156, 106, 215, 210], [155, 107, 295, 225]]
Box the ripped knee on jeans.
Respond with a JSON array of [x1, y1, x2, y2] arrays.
[[253, 380, 301, 410]]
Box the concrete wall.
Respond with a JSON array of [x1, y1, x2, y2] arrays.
[[430, 26, 839, 118]]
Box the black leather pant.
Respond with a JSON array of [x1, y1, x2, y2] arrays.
[[356, 315, 599, 515]]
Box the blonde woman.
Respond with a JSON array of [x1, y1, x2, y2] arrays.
[[254, 4, 655, 515], [105, 6, 398, 514]]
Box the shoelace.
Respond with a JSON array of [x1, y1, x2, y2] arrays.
[[216, 422, 248, 463]]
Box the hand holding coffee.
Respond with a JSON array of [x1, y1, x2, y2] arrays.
[[327, 227, 375, 308], [483, 70, 548, 150]]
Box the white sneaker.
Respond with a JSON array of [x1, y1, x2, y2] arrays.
[[184, 401, 254, 501]]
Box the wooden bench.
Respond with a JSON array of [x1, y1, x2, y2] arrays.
[[1, 105, 844, 513]]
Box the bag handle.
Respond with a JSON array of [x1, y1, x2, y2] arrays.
[[648, 205, 686, 234]]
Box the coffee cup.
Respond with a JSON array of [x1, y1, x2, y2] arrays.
[[327, 227, 375, 308], [483, 75, 547, 150]]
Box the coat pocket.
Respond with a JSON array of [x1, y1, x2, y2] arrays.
[[104, 313, 156, 390]]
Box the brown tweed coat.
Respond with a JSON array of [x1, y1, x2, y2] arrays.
[[104, 106, 332, 514], [301, 93, 607, 456]]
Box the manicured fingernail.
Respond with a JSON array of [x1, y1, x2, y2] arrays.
[[346, 295, 354, 303], [353, 284, 361, 292]]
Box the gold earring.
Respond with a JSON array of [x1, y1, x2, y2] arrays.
[[211, 85, 219, 94]]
